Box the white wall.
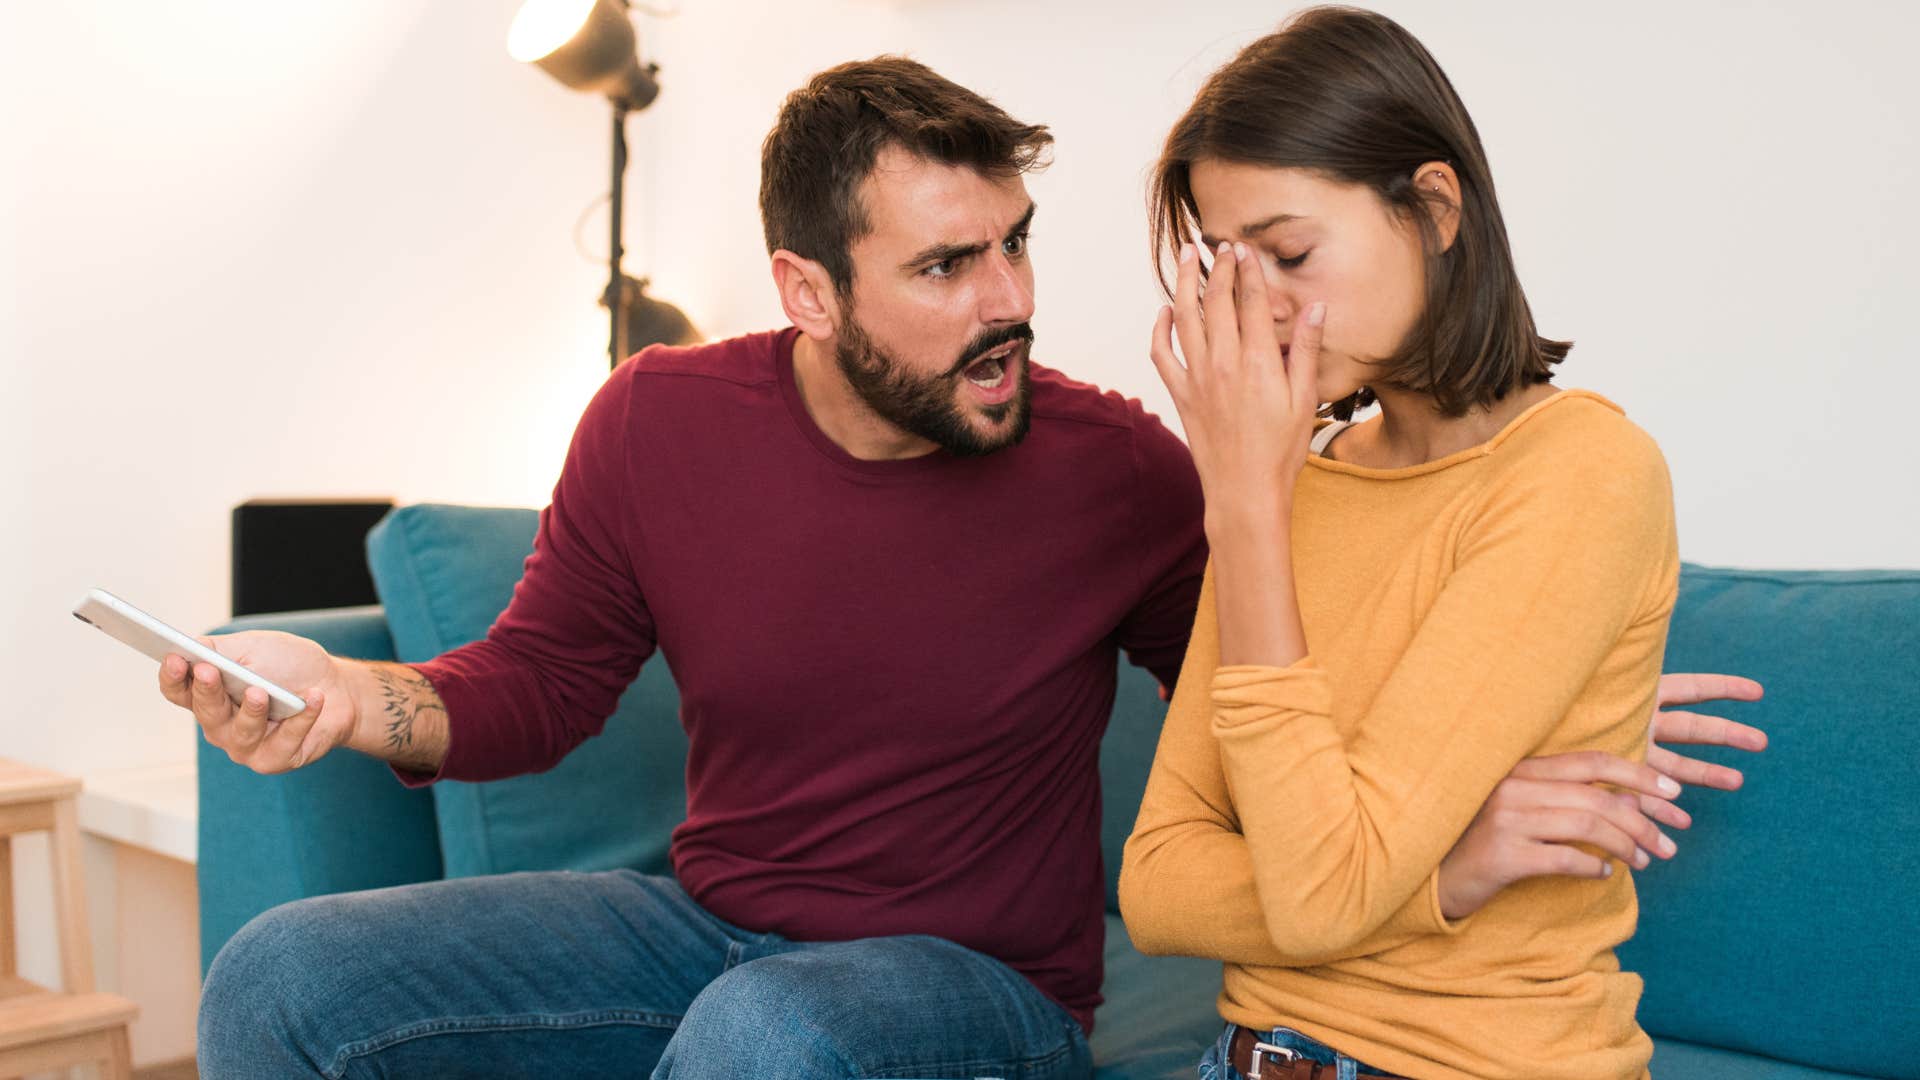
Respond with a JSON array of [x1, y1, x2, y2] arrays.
[[2, 0, 621, 782], [1, 0, 620, 990], [1, 0, 1915, 980]]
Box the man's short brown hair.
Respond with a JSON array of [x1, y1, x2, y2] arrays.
[[760, 57, 1053, 296]]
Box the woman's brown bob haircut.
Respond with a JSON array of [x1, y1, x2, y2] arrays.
[[1151, 6, 1567, 420], [761, 57, 1053, 298]]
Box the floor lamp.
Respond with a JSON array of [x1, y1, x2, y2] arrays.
[[509, 0, 695, 369]]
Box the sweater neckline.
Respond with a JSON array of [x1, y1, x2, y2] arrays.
[[1303, 389, 1619, 481], [774, 326, 959, 481]]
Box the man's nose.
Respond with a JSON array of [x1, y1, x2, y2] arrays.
[[978, 252, 1035, 325]]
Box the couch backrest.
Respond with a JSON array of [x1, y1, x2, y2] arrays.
[[367, 505, 688, 879], [1618, 565, 1919, 1079]]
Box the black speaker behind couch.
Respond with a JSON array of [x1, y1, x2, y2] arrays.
[[232, 499, 395, 617]]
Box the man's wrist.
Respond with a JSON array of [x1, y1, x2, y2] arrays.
[[346, 661, 452, 772], [333, 659, 381, 757]]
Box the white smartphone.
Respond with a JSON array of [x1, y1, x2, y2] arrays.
[[72, 588, 308, 721]]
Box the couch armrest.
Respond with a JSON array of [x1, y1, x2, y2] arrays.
[[196, 605, 444, 975]]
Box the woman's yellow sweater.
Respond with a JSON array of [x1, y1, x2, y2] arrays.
[[1120, 390, 1677, 1080]]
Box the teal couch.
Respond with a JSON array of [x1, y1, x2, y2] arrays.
[[199, 504, 1919, 1079]]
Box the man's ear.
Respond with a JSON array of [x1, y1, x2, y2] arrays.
[[1412, 160, 1462, 253], [771, 250, 841, 341]]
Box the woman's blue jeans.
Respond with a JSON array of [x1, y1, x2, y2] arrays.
[[196, 870, 1091, 1079]]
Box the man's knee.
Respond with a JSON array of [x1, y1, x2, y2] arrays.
[[199, 896, 354, 1074], [205, 902, 300, 1013], [663, 955, 865, 1075]]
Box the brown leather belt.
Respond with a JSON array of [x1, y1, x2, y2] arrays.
[[1229, 1027, 1399, 1080]]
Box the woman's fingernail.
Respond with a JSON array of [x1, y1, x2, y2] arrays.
[[1635, 849, 1650, 869], [1218, 240, 1233, 256], [1307, 302, 1326, 327], [1179, 243, 1195, 264], [1233, 241, 1249, 261], [1658, 834, 1678, 857], [1602, 863, 1614, 878], [1659, 776, 1681, 797]]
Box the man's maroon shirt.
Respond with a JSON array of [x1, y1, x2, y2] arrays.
[[405, 328, 1205, 1029]]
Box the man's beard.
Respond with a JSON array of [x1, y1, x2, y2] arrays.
[[829, 315, 1036, 457], [834, 316, 1035, 458]]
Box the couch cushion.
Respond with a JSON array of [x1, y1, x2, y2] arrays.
[[365, 504, 689, 879], [1091, 914, 1222, 1079], [1100, 661, 1172, 914], [1620, 565, 1920, 1079], [1650, 1037, 1876, 1079]]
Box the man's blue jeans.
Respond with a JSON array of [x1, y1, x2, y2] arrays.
[[197, 870, 1092, 1079]]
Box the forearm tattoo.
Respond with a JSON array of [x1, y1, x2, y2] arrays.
[[370, 664, 447, 757]]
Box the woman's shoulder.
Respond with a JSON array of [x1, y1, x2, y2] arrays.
[[1489, 388, 1666, 474], [1476, 389, 1673, 540]]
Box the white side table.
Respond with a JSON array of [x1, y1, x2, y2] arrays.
[[76, 762, 199, 1072]]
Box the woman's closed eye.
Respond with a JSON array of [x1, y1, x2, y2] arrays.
[[1269, 247, 1311, 270]]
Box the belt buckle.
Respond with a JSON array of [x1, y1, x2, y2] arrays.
[[1249, 1040, 1300, 1079]]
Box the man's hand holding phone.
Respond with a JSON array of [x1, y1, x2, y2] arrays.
[[158, 631, 358, 773]]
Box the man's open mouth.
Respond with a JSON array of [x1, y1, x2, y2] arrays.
[[961, 340, 1022, 389]]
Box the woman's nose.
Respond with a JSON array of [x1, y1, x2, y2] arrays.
[[1257, 267, 1298, 322], [1267, 289, 1298, 324]]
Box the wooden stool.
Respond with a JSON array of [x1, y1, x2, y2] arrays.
[[0, 759, 136, 1080]]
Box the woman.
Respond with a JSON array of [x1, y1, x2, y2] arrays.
[[1118, 8, 1675, 1079]]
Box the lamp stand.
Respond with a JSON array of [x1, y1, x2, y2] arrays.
[[605, 102, 631, 370]]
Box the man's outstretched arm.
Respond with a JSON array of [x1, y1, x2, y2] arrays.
[[159, 632, 449, 776]]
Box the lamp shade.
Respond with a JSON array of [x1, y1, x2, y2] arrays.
[[604, 274, 701, 352], [508, 0, 659, 109]]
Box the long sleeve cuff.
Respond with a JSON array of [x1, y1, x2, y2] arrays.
[[1210, 658, 1331, 733]]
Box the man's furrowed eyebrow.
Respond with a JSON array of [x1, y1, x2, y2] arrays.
[[1006, 201, 1037, 240], [899, 240, 985, 273], [899, 201, 1039, 273], [1198, 212, 1303, 250]]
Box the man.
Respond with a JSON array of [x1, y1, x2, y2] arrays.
[[166, 58, 1763, 1078]]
